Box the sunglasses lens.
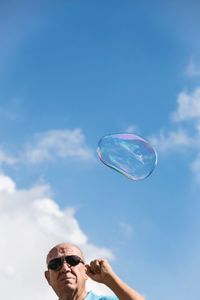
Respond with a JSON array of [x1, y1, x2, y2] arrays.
[[66, 255, 82, 266], [48, 258, 62, 271]]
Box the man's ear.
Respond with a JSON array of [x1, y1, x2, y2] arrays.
[[84, 265, 88, 280], [44, 270, 51, 285]]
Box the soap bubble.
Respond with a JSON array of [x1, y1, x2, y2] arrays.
[[97, 133, 157, 181]]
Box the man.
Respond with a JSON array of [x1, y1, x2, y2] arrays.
[[45, 243, 145, 300]]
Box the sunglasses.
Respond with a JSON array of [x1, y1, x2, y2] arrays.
[[47, 255, 84, 271]]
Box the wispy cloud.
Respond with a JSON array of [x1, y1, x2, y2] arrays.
[[119, 221, 134, 238], [185, 61, 200, 77], [0, 98, 25, 123], [125, 124, 139, 134], [0, 128, 95, 167], [0, 106, 19, 121], [24, 128, 94, 163], [0, 173, 114, 300], [150, 87, 200, 182], [150, 128, 195, 153], [190, 154, 200, 183], [0, 148, 18, 165]]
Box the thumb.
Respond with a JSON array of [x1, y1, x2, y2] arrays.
[[85, 264, 94, 277]]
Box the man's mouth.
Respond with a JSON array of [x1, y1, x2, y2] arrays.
[[60, 276, 75, 282]]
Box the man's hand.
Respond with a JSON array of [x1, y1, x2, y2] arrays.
[[86, 259, 114, 284], [86, 259, 145, 300]]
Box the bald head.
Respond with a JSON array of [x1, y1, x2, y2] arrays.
[[46, 243, 85, 265]]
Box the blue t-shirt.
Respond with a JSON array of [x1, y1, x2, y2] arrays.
[[85, 291, 118, 300]]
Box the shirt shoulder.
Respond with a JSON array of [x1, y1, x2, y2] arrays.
[[85, 291, 118, 300]]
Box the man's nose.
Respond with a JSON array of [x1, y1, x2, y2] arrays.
[[60, 261, 71, 271]]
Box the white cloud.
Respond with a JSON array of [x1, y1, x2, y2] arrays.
[[23, 129, 93, 163], [0, 128, 95, 167], [0, 173, 114, 300], [150, 128, 195, 153], [24, 128, 94, 163], [149, 86, 200, 182], [0, 174, 16, 192], [171, 88, 200, 122]]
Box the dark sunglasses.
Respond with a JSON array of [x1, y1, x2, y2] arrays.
[[47, 255, 84, 271]]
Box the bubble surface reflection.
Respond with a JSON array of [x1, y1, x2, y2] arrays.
[[97, 133, 157, 180]]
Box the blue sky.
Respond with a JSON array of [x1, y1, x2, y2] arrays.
[[1, 1, 200, 300]]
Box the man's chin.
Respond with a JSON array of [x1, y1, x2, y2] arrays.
[[61, 281, 76, 292]]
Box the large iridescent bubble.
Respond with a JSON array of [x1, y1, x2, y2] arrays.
[[97, 133, 157, 181]]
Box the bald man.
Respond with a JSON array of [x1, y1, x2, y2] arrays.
[[45, 243, 145, 300]]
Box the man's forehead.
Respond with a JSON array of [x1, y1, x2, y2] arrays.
[[47, 243, 83, 263]]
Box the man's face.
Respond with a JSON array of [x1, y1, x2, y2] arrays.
[[45, 244, 88, 298]]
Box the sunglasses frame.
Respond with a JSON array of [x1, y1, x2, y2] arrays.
[[47, 255, 84, 271]]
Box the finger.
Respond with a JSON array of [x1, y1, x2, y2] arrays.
[[85, 264, 95, 276], [90, 260, 101, 274]]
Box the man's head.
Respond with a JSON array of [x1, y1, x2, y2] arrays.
[[45, 243, 88, 299]]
